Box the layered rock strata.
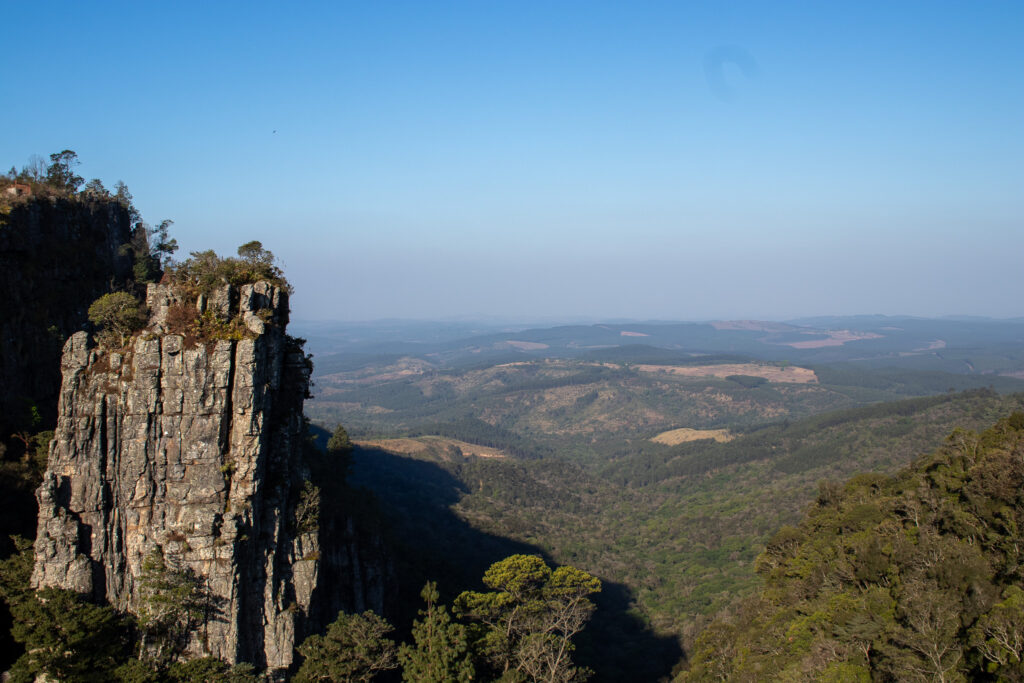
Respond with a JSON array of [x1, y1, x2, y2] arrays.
[[31, 281, 384, 671]]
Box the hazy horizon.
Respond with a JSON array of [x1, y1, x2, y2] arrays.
[[3, 2, 1021, 321], [290, 312, 1024, 327]]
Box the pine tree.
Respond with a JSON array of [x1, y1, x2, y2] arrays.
[[399, 582, 475, 682], [295, 610, 398, 682]]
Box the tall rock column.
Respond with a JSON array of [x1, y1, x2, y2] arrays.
[[32, 281, 328, 671]]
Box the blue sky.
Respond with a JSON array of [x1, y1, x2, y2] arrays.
[[2, 1, 1021, 321]]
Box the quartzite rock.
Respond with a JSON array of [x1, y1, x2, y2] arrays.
[[32, 281, 386, 672]]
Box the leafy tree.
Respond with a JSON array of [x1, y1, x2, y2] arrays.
[[114, 180, 142, 223], [45, 149, 84, 192], [295, 610, 398, 682], [0, 542, 128, 683], [237, 240, 274, 267], [166, 658, 260, 682], [6, 587, 129, 682], [88, 291, 147, 345], [399, 581, 475, 682], [83, 178, 109, 197], [294, 479, 322, 533], [677, 414, 1024, 682], [969, 585, 1024, 677], [135, 549, 210, 666], [169, 244, 290, 295], [125, 219, 178, 283], [151, 219, 179, 267], [455, 554, 601, 682], [326, 423, 355, 480], [328, 424, 354, 455], [234, 240, 285, 285]]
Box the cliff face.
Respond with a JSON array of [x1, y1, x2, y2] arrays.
[[0, 197, 135, 438], [31, 281, 387, 672]]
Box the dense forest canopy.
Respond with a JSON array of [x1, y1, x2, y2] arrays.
[[679, 414, 1024, 681]]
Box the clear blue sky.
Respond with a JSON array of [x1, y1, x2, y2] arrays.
[[3, 1, 1021, 321]]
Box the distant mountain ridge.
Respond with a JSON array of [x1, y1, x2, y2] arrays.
[[295, 316, 1024, 377]]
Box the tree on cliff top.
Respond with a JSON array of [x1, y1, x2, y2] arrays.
[[124, 219, 179, 284], [169, 242, 291, 295], [88, 291, 148, 346], [45, 150, 84, 193]]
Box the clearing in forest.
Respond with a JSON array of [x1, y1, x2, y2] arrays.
[[357, 436, 508, 460], [632, 362, 818, 384], [651, 427, 733, 445]]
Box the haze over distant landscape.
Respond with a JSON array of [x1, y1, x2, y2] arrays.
[[2, 2, 1021, 320]]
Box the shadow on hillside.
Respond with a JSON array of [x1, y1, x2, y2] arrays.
[[344, 444, 685, 682]]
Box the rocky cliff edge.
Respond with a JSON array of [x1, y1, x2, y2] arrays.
[[31, 281, 384, 672]]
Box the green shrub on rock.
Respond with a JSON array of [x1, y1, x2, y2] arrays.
[[88, 292, 147, 346]]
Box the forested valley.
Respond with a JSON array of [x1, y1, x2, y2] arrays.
[[4, 155, 1024, 681]]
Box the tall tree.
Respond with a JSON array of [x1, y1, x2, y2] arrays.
[[399, 582, 475, 682], [455, 554, 601, 682], [295, 610, 398, 682], [45, 149, 84, 192], [135, 549, 210, 666]]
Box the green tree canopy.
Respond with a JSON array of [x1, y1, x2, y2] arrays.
[[88, 290, 148, 348], [169, 243, 290, 295], [295, 610, 398, 682], [327, 424, 354, 455], [678, 413, 1024, 682], [455, 554, 601, 682], [135, 549, 211, 666], [45, 149, 84, 193], [88, 291, 148, 346], [399, 582, 475, 682]]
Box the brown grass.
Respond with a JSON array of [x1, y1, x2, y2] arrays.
[[651, 427, 733, 445], [357, 436, 508, 460], [505, 340, 549, 350], [632, 363, 818, 384], [775, 330, 883, 349]]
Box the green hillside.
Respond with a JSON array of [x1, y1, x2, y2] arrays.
[[342, 390, 1024, 680], [679, 413, 1024, 681], [308, 356, 1024, 465]]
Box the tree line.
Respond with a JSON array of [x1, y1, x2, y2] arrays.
[[0, 540, 600, 682]]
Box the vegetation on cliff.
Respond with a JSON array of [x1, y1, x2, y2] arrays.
[[294, 555, 600, 682]]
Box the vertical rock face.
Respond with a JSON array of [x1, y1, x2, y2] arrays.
[[31, 281, 385, 671], [0, 197, 135, 438]]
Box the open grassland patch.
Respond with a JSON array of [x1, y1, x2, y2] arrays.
[[632, 362, 818, 384], [774, 329, 883, 348], [651, 427, 733, 445], [359, 436, 508, 460], [505, 340, 549, 350]]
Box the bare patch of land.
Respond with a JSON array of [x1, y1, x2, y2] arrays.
[[775, 330, 883, 349], [711, 320, 796, 332], [358, 436, 508, 460], [651, 427, 733, 445], [631, 363, 819, 384], [506, 340, 549, 350]]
